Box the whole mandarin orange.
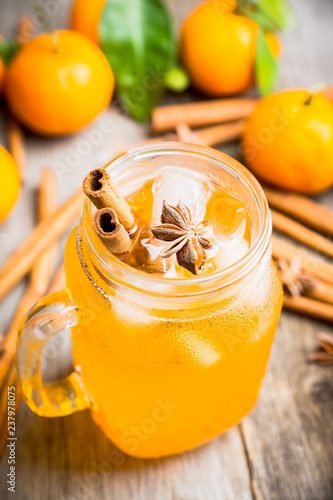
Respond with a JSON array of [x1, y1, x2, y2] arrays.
[[180, 0, 281, 96], [242, 89, 333, 194], [0, 145, 20, 223], [4, 30, 114, 136], [71, 0, 106, 44]]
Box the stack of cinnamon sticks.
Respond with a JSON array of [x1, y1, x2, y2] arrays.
[[0, 169, 67, 457], [151, 96, 256, 147], [265, 186, 333, 323]]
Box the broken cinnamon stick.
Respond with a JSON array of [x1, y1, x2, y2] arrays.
[[93, 208, 131, 254], [83, 168, 135, 231], [151, 97, 257, 133], [264, 186, 333, 236], [0, 189, 82, 302], [283, 295, 333, 322], [271, 209, 333, 259], [176, 120, 244, 147], [272, 235, 333, 285]]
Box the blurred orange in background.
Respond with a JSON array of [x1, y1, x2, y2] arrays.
[[0, 145, 20, 222], [242, 89, 333, 194], [180, 0, 281, 97], [4, 30, 114, 136]]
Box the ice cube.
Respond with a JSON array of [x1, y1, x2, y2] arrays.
[[151, 166, 210, 225], [213, 238, 250, 270]]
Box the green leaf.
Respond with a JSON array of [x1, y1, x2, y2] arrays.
[[0, 39, 21, 65], [99, 0, 176, 122], [237, 0, 293, 33], [255, 29, 279, 95], [244, 8, 277, 32], [257, 0, 294, 31]]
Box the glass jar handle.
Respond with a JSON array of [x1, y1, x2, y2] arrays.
[[16, 289, 92, 417]]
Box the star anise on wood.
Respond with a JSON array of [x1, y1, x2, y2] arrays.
[[308, 332, 333, 365], [276, 257, 317, 297], [150, 200, 212, 275]]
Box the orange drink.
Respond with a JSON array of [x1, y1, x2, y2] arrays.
[[17, 143, 283, 458]]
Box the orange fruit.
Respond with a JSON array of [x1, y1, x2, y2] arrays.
[[242, 89, 333, 194], [71, 0, 106, 44], [4, 30, 114, 136], [180, 0, 281, 96], [0, 146, 20, 222]]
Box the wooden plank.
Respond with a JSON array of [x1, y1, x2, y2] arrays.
[[0, 402, 252, 500], [241, 314, 333, 500]]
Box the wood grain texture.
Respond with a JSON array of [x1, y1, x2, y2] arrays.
[[0, 0, 333, 499]]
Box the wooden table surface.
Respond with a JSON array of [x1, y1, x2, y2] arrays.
[[0, 1, 333, 499]]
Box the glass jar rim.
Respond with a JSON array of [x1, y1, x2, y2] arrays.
[[80, 142, 272, 298]]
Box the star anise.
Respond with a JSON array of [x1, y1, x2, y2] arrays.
[[276, 257, 317, 297], [308, 332, 333, 365], [150, 200, 212, 275]]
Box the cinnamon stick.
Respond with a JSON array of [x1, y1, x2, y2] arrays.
[[47, 262, 66, 295], [272, 235, 333, 285], [0, 169, 58, 382], [83, 168, 134, 230], [15, 15, 34, 42], [176, 120, 244, 147], [0, 169, 58, 458], [7, 115, 25, 184], [5, 16, 34, 184], [306, 280, 333, 305], [196, 119, 245, 146], [30, 169, 58, 294], [271, 209, 333, 259], [93, 208, 131, 254], [0, 189, 82, 302], [308, 350, 333, 365], [283, 295, 333, 322], [264, 186, 333, 236], [151, 97, 257, 133]]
